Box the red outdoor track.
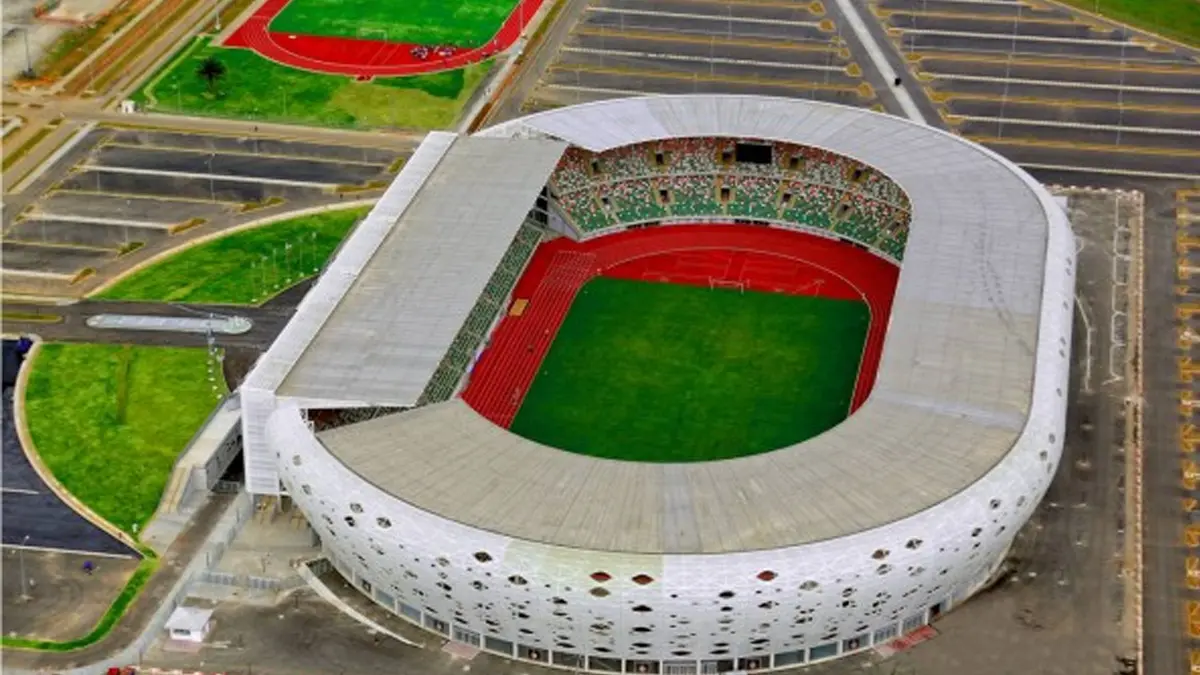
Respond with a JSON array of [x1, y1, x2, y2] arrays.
[[461, 225, 900, 430], [222, 0, 545, 77]]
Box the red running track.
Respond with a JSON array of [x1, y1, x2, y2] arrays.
[[222, 0, 545, 78], [461, 225, 900, 430]]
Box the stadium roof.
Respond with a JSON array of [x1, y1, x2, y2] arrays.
[[287, 96, 1072, 553], [264, 133, 566, 406]]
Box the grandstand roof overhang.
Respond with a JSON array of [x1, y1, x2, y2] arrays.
[[250, 133, 567, 407], [269, 96, 1075, 554]]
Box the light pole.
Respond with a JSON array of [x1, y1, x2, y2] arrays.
[[19, 534, 30, 600], [20, 27, 34, 78], [207, 153, 216, 201]]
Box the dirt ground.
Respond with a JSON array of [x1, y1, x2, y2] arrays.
[[1, 547, 140, 642]]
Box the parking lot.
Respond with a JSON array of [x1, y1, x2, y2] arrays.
[[876, 0, 1200, 180], [523, 0, 880, 113], [1, 128, 403, 298]]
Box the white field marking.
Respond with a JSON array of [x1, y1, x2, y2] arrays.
[[900, 28, 1137, 46], [1017, 162, 1200, 181], [1, 486, 39, 495], [835, 0, 928, 123], [956, 115, 1200, 136], [932, 72, 1200, 95], [0, 269, 76, 280], [1, 542, 138, 559], [26, 213, 177, 229], [561, 46, 846, 72], [586, 6, 822, 28], [1076, 291, 1095, 394], [79, 165, 340, 188]]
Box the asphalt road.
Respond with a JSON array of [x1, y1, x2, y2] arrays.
[[2, 282, 307, 352], [2, 364, 135, 556]]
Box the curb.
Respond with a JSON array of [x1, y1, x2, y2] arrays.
[[86, 200, 377, 299], [12, 340, 142, 552]]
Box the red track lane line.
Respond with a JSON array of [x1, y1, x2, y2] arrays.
[[463, 252, 594, 426]]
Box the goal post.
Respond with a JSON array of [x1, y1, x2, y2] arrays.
[[708, 277, 745, 294]]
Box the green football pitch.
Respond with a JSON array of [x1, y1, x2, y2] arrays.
[[269, 0, 520, 47], [509, 277, 870, 463]]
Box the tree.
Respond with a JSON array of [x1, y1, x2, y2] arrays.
[[196, 56, 227, 95]]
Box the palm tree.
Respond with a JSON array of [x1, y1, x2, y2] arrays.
[[196, 56, 227, 96]]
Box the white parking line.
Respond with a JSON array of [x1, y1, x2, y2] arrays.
[[956, 115, 1200, 136], [542, 83, 672, 98], [903, 0, 1029, 6], [587, 6, 822, 28], [561, 46, 846, 72], [80, 165, 340, 188], [933, 72, 1200, 95], [26, 213, 177, 230], [0, 269, 76, 280], [1018, 162, 1200, 181], [901, 28, 1134, 46], [834, 0, 928, 124], [1, 543, 138, 559], [1, 486, 40, 495]]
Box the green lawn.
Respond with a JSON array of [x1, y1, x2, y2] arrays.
[[510, 278, 869, 462], [23, 344, 227, 536], [95, 207, 369, 305], [269, 0, 520, 47], [132, 37, 492, 129], [1057, 0, 1200, 47]]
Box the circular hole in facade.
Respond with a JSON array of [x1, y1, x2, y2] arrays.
[[291, 455, 302, 466], [590, 587, 610, 598], [474, 551, 493, 563], [349, 503, 363, 514], [632, 604, 652, 613], [799, 580, 819, 591], [590, 571, 611, 583], [756, 570, 777, 582], [301, 484, 312, 495], [344, 516, 356, 527], [632, 574, 654, 586], [871, 549, 889, 560], [376, 517, 391, 529], [509, 575, 528, 586], [905, 538, 923, 550], [718, 590, 735, 599]]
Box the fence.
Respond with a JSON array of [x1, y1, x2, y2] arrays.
[[197, 570, 305, 592], [11, 490, 254, 675]]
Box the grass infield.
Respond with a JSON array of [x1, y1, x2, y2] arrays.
[[23, 344, 227, 536], [133, 38, 491, 130], [510, 278, 869, 462], [269, 0, 521, 47], [95, 207, 369, 305]]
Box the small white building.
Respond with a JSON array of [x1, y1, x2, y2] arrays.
[[164, 606, 214, 643]]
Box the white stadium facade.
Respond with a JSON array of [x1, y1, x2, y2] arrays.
[[241, 95, 1075, 673]]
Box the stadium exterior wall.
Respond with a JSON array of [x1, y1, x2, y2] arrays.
[[263, 208, 1072, 671], [246, 97, 1077, 671]]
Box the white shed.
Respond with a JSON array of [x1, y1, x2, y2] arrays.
[[164, 606, 214, 643]]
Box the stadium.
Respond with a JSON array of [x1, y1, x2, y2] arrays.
[[240, 94, 1075, 673]]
